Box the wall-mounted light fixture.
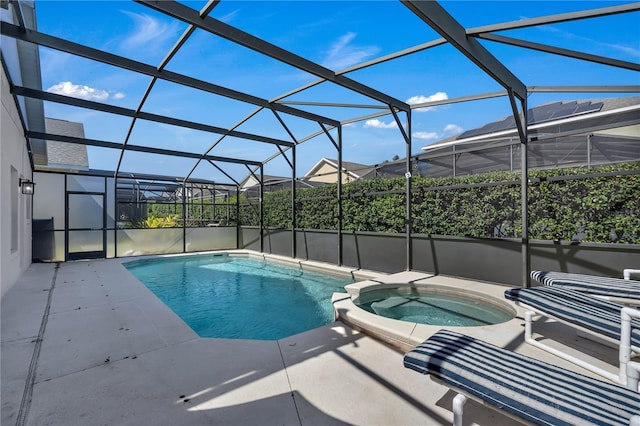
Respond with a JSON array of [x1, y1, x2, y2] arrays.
[[19, 178, 35, 195]]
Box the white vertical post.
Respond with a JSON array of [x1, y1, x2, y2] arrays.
[[452, 393, 467, 426]]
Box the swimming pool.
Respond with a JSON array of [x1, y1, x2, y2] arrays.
[[125, 254, 353, 340], [354, 286, 514, 327]]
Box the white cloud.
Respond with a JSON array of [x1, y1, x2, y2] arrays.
[[412, 131, 439, 141], [537, 24, 640, 60], [47, 82, 125, 101], [443, 124, 463, 135], [219, 10, 239, 23], [120, 11, 181, 53], [412, 123, 463, 141], [364, 119, 398, 129], [407, 92, 448, 105], [407, 92, 449, 112], [600, 41, 640, 59], [322, 32, 380, 70]]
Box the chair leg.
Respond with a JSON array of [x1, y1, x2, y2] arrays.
[[627, 361, 640, 392], [620, 307, 640, 391], [523, 310, 621, 384], [524, 311, 535, 343], [452, 393, 467, 426]]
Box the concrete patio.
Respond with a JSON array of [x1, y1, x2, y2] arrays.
[[1, 258, 620, 425]]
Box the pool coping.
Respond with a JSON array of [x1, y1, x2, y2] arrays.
[[120, 249, 382, 283]]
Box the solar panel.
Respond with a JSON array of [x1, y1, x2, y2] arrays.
[[529, 103, 561, 123], [456, 100, 612, 140], [549, 102, 579, 120], [574, 101, 603, 115]]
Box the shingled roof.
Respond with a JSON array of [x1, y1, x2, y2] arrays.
[[44, 118, 89, 169]]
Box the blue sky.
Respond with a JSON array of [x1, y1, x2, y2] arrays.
[[33, 1, 640, 183]]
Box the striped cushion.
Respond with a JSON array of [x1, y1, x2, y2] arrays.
[[404, 330, 640, 426], [504, 287, 640, 348], [531, 270, 640, 300]]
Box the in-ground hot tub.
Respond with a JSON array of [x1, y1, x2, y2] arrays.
[[333, 277, 518, 349], [354, 286, 514, 327]]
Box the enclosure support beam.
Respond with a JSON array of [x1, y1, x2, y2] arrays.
[[14, 86, 295, 148], [117, 1, 219, 180], [522, 115, 530, 288], [468, 2, 640, 34], [28, 131, 262, 167], [185, 108, 263, 183], [587, 134, 592, 169], [211, 185, 215, 226], [406, 112, 413, 271], [182, 186, 187, 253], [318, 123, 343, 266], [0, 22, 337, 127], [116, 79, 156, 178], [528, 85, 640, 93], [402, 0, 527, 101], [8, 1, 27, 30], [236, 186, 241, 249], [476, 33, 640, 72], [292, 144, 297, 260], [320, 123, 339, 152], [270, 109, 299, 260], [453, 146, 457, 176], [137, 0, 409, 113], [1, 56, 35, 170], [207, 161, 241, 186], [260, 164, 264, 254], [508, 92, 530, 288], [337, 126, 343, 267], [391, 107, 413, 271]]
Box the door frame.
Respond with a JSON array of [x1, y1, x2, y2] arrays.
[[65, 191, 107, 261]]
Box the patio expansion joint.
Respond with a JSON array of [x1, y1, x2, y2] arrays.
[[0, 334, 40, 345], [276, 340, 303, 426], [15, 264, 59, 426]]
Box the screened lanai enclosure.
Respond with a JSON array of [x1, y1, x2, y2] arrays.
[[2, 0, 639, 286]]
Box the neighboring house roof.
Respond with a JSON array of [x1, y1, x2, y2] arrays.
[[240, 174, 291, 189], [411, 96, 640, 178], [305, 158, 376, 180], [44, 117, 89, 169], [421, 96, 640, 151]]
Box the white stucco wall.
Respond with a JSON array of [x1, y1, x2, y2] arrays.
[[1, 64, 33, 297]]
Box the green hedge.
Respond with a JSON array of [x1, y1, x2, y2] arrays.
[[529, 162, 640, 243], [235, 162, 640, 244]]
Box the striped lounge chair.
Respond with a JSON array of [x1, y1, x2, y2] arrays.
[[404, 330, 640, 426], [531, 270, 640, 305], [504, 286, 640, 388]]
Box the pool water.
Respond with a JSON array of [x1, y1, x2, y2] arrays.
[[355, 288, 513, 327], [125, 255, 352, 340]]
